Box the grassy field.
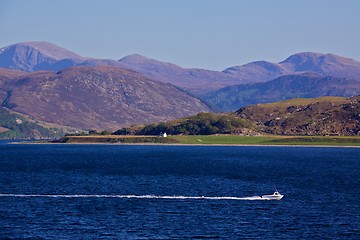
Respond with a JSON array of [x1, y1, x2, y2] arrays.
[[59, 134, 360, 146], [261, 96, 346, 108], [168, 135, 360, 146]]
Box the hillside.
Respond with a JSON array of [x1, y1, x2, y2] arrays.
[[0, 67, 26, 81], [0, 66, 210, 131], [202, 73, 360, 111], [0, 107, 65, 139], [0, 68, 28, 110], [235, 96, 360, 136]]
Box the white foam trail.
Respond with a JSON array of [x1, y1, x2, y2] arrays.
[[0, 193, 271, 200]]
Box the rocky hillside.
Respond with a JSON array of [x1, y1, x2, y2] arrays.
[[235, 96, 360, 136], [202, 73, 360, 111], [0, 66, 210, 131]]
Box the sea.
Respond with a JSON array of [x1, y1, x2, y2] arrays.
[[0, 142, 359, 239]]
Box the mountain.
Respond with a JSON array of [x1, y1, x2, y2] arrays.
[[0, 66, 210, 131], [235, 96, 360, 136], [223, 52, 360, 83], [0, 42, 86, 71], [222, 60, 290, 83], [280, 52, 360, 79], [117, 54, 240, 92], [202, 73, 360, 112]]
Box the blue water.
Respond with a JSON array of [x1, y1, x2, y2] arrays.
[[0, 143, 359, 239]]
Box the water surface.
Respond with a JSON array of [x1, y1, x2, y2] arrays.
[[0, 144, 359, 239]]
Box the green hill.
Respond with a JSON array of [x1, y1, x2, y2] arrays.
[[0, 107, 68, 139]]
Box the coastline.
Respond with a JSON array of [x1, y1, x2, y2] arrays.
[[10, 141, 360, 148], [5, 134, 360, 148]]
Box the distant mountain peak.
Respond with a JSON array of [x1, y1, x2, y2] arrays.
[[118, 54, 155, 64], [120, 53, 147, 59], [280, 52, 325, 72], [0, 41, 86, 71], [119, 54, 181, 68], [280, 52, 360, 77], [280, 51, 360, 65], [6, 41, 83, 60], [281, 52, 324, 62]]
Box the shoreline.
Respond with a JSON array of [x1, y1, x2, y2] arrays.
[[10, 141, 360, 148], [5, 134, 360, 148]]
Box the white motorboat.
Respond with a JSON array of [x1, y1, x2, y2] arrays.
[[261, 190, 284, 200]]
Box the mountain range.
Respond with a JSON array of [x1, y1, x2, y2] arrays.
[[0, 41, 360, 138], [223, 52, 360, 81], [2, 42, 360, 93]]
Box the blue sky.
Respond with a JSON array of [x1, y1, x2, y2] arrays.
[[1, 0, 359, 70]]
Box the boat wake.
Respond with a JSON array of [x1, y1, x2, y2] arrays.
[[0, 194, 273, 201]]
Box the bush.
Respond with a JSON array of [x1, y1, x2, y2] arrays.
[[114, 113, 250, 136]]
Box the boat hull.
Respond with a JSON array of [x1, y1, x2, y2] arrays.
[[261, 194, 284, 200]]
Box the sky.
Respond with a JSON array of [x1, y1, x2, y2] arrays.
[[1, 0, 359, 70]]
